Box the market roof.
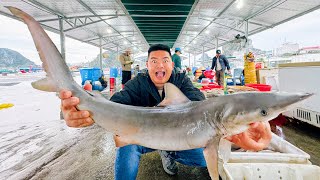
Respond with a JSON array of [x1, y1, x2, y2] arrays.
[[122, 0, 195, 48], [0, 0, 149, 54], [175, 0, 320, 54], [1, 0, 320, 55]]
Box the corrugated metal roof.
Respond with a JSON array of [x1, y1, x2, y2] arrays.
[[121, 0, 195, 48], [1, 0, 319, 56], [175, 0, 320, 54], [0, 0, 149, 54]]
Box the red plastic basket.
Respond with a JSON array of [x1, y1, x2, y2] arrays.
[[245, 84, 272, 92], [204, 70, 215, 79]]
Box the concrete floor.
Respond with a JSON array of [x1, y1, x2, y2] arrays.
[[282, 120, 320, 166]]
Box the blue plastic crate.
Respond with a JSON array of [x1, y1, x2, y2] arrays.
[[80, 68, 102, 85], [110, 67, 118, 78]]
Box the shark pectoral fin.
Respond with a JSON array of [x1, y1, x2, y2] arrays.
[[31, 77, 57, 92], [203, 138, 220, 180], [219, 138, 232, 163]]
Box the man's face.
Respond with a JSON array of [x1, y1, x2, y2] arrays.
[[146, 50, 174, 89]]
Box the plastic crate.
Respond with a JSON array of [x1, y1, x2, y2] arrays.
[[110, 67, 118, 78], [220, 163, 320, 180], [227, 133, 310, 164], [245, 84, 272, 91], [80, 68, 102, 85]]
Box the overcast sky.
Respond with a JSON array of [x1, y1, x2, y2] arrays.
[[0, 9, 319, 65]]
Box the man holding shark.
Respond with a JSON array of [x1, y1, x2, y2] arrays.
[[60, 44, 272, 179], [7, 6, 310, 179]]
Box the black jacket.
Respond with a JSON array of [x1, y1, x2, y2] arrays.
[[211, 55, 230, 71], [110, 71, 205, 107]]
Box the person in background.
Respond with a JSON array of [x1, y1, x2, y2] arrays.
[[59, 44, 272, 180], [172, 47, 182, 72], [210, 49, 231, 86], [133, 64, 140, 77], [119, 48, 133, 88]]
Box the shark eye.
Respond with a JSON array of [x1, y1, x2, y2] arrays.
[[260, 109, 268, 116]]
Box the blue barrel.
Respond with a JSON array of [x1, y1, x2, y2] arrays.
[[110, 67, 118, 78]]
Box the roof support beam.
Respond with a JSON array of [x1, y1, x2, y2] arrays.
[[76, 0, 137, 50], [27, 0, 120, 53], [211, 21, 244, 34], [83, 35, 122, 42], [59, 16, 66, 61], [64, 17, 116, 32], [122, 3, 193, 6], [115, 0, 149, 50], [244, 0, 286, 21], [28, 0, 65, 17], [248, 4, 320, 37], [182, 0, 237, 49]]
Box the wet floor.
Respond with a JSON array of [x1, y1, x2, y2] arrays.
[[282, 120, 320, 166]]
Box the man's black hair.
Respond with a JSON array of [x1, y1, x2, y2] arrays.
[[175, 50, 179, 53], [148, 44, 171, 57]]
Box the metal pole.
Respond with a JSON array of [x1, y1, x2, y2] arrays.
[[193, 52, 196, 66], [117, 46, 119, 61], [188, 52, 191, 67], [245, 20, 249, 53], [216, 37, 219, 50], [58, 16, 66, 61], [202, 46, 204, 66], [99, 37, 103, 70]]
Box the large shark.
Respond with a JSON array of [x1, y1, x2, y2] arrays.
[[6, 6, 312, 179]]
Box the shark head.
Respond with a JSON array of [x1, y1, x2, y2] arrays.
[[219, 92, 313, 135]]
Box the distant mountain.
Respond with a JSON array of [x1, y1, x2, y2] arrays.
[[0, 48, 36, 68]]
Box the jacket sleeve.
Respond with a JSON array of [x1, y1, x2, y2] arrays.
[[223, 55, 230, 70], [118, 54, 126, 65], [119, 55, 132, 65], [211, 57, 215, 70], [180, 75, 205, 101], [110, 78, 140, 105]]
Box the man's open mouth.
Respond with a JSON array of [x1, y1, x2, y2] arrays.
[[155, 71, 165, 78]]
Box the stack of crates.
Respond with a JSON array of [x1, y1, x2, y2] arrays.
[[79, 68, 102, 90]]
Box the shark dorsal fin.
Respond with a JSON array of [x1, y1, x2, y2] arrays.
[[157, 83, 190, 107]]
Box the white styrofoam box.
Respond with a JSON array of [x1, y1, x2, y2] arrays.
[[228, 133, 310, 164], [220, 163, 320, 180]]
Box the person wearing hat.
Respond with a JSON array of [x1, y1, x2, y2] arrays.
[[119, 48, 134, 88], [172, 47, 182, 72], [210, 49, 231, 86]]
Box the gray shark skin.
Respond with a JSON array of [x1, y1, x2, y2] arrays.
[[7, 6, 312, 179]]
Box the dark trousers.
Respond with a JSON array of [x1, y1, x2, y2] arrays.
[[215, 70, 225, 86], [122, 71, 131, 85]]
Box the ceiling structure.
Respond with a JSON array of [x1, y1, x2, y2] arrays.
[[0, 0, 149, 54], [1, 0, 320, 57], [175, 0, 320, 54], [122, 0, 195, 48]]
